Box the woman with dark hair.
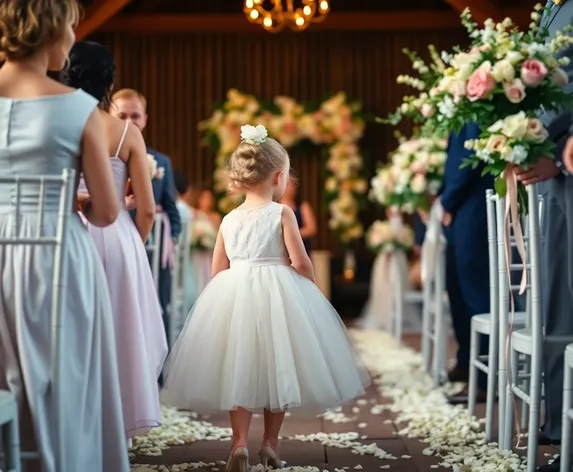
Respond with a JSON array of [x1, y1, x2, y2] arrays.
[[63, 40, 168, 440], [279, 176, 317, 255]]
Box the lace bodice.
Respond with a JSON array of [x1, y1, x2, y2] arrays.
[[221, 201, 288, 264]]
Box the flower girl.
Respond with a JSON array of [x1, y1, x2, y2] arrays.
[[162, 124, 370, 471]]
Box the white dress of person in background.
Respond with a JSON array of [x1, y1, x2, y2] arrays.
[[191, 188, 220, 295], [358, 211, 420, 332]]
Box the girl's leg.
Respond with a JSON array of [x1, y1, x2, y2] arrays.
[[262, 409, 286, 450], [229, 408, 253, 450]]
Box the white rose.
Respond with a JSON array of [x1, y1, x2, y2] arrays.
[[503, 78, 526, 104], [491, 60, 515, 82], [550, 67, 569, 87], [505, 51, 523, 64], [485, 134, 509, 154], [420, 103, 435, 117], [429, 152, 447, 166], [447, 79, 467, 97], [410, 173, 426, 193], [525, 118, 548, 143], [146, 154, 158, 179], [240, 124, 268, 144], [501, 112, 528, 139]]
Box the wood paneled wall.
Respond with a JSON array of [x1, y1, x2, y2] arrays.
[[96, 29, 467, 252]]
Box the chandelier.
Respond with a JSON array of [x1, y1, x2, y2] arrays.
[[243, 0, 330, 33]]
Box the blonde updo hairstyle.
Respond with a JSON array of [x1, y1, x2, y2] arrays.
[[0, 0, 80, 62], [227, 138, 289, 191]]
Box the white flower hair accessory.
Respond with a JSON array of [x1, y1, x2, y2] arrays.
[[240, 124, 268, 145]]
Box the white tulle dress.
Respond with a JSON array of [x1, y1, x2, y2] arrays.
[[162, 201, 370, 414]]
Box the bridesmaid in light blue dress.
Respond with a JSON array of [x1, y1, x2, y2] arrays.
[[0, 2, 130, 471]]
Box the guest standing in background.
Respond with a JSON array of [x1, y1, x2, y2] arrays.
[[197, 187, 222, 229], [440, 122, 493, 404], [110, 88, 181, 342], [64, 41, 168, 440], [174, 171, 198, 312], [279, 176, 317, 254], [0, 1, 130, 470]]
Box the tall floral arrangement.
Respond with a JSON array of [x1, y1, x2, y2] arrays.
[[365, 220, 414, 254], [200, 89, 368, 244], [370, 135, 447, 214]]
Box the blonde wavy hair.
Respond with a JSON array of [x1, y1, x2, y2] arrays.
[[227, 138, 289, 190], [0, 0, 80, 62]]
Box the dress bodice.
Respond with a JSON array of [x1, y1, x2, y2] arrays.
[[221, 201, 288, 264], [0, 89, 98, 212], [78, 157, 127, 209]]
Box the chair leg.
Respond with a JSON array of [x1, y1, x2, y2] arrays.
[[561, 364, 573, 472], [498, 334, 508, 446], [468, 324, 479, 416], [485, 330, 498, 442], [502, 347, 518, 450], [2, 414, 21, 472], [520, 355, 530, 431], [421, 286, 432, 373], [526, 348, 543, 472]]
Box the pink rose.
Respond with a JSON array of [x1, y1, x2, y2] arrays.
[[503, 79, 526, 104], [520, 59, 548, 87], [466, 64, 496, 101], [411, 161, 427, 174], [550, 67, 569, 87]]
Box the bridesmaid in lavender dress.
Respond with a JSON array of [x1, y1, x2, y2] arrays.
[[64, 41, 168, 438], [0, 2, 130, 471]]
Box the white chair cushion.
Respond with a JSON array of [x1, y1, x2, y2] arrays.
[[472, 311, 526, 335], [511, 328, 573, 356]]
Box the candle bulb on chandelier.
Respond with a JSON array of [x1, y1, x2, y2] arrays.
[[320, 1, 329, 11]]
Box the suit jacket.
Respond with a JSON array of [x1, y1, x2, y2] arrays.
[[144, 147, 181, 240], [440, 122, 493, 217], [539, 0, 573, 161]]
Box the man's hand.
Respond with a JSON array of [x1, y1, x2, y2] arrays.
[[76, 193, 90, 213], [417, 209, 429, 224], [564, 136, 573, 174], [442, 211, 452, 227], [515, 157, 560, 185]]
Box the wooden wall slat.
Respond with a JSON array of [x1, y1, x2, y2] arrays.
[[96, 29, 467, 252]]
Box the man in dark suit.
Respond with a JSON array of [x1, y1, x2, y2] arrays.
[[440, 122, 493, 404], [513, 2, 573, 468], [110, 88, 181, 341]]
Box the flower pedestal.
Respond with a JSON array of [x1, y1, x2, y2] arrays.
[[311, 250, 331, 300]]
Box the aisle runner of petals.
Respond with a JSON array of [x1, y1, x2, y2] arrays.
[[131, 329, 530, 471]]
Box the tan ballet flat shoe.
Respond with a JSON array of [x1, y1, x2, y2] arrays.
[[225, 446, 249, 472]]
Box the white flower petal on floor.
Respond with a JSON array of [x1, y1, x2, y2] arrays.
[[350, 329, 528, 471]]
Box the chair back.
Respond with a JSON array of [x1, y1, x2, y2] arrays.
[[169, 219, 190, 347], [0, 169, 76, 471], [486, 189, 499, 324], [145, 213, 164, 292]]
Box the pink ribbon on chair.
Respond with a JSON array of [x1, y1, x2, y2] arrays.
[[156, 204, 175, 270], [503, 167, 528, 296], [502, 166, 528, 447]]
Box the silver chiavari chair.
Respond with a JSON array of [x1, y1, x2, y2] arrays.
[[501, 187, 573, 471], [0, 169, 76, 472], [145, 213, 164, 293], [168, 219, 190, 348], [560, 344, 573, 472], [467, 190, 527, 440]]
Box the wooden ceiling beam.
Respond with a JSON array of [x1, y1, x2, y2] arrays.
[[98, 8, 534, 34], [76, 0, 132, 39], [443, 0, 502, 24]]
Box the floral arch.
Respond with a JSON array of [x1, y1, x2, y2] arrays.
[[199, 89, 367, 245]]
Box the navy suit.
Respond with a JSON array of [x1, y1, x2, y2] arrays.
[[133, 148, 181, 341], [413, 213, 426, 247], [441, 122, 493, 388]]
